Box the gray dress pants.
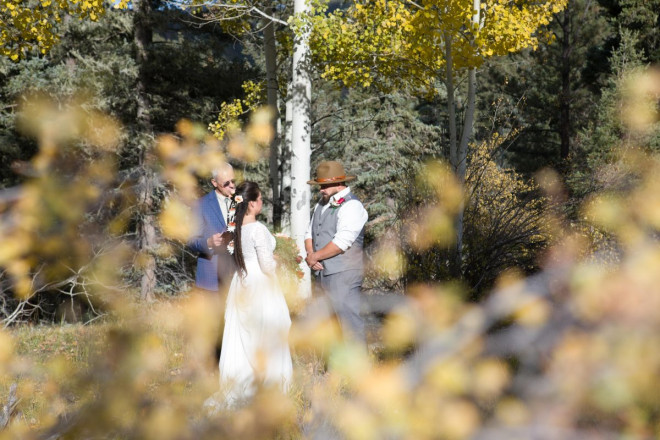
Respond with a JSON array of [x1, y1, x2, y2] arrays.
[[319, 269, 365, 344]]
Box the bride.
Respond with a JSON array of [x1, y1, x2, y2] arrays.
[[212, 181, 293, 409]]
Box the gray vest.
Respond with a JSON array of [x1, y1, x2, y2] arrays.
[[312, 192, 364, 275]]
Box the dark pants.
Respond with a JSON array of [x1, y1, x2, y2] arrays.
[[205, 252, 237, 363]]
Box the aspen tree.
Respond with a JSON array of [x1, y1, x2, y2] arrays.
[[294, 0, 567, 275]]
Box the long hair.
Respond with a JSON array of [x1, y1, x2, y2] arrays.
[[232, 181, 261, 277]]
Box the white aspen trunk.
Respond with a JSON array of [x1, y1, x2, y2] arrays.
[[449, 0, 480, 279], [452, 67, 475, 279], [458, 68, 475, 184], [264, 18, 281, 229], [444, 34, 463, 278], [458, 0, 481, 183], [445, 34, 458, 169], [290, 0, 312, 298]]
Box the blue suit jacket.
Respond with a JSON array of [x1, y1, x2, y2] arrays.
[[188, 191, 229, 291]]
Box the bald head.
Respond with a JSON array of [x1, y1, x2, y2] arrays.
[[212, 163, 233, 181], [211, 163, 236, 197]]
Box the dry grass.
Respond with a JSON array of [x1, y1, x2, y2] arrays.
[[0, 315, 352, 435], [2, 323, 107, 426]]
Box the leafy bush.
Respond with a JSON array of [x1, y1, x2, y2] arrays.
[[402, 133, 549, 298]]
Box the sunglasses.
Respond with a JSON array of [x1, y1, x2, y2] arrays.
[[214, 178, 236, 188]]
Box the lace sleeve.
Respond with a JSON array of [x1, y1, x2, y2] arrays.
[[254, 224, 277, 276]]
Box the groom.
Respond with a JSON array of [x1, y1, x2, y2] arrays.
[[305, 161, 368, 344], [188, 162, 237, 293]]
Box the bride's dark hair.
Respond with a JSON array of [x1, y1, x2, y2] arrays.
[[232, 181, 261, 277]]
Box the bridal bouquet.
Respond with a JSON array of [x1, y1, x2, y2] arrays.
[[273, 233, 305, 313], [274, 233, 304, 283]]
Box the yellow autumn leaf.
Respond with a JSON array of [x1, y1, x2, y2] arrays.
[[159, 199, 194, 241]]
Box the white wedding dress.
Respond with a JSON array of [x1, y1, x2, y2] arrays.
[[215, 221, 292, 408]]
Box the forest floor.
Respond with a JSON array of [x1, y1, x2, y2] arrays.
[[1, 290, 404, 431]]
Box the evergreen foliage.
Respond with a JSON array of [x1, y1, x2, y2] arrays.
[[567, 29, 660, 217], [1, 0, 657, 310], [478, 0, 611, 174], [0, 6, 259, 317], [313, 88, 442, 235], [308, 86, 442, 289], [598, 0, 660, 64]]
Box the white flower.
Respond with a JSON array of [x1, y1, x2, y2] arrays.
[[234, 195, 243, 204], [227, 241, 235, 255], [227, 225, 235, 233]]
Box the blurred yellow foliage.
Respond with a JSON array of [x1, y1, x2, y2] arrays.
[[382, 308, 418, 351], [0, 331, 14, 366], [513, 297, 551, 327], [620, 67, 660, 133], [407, 160, 463, 249], [0, 95, 123, 299], [371, 243, 406, 280], [2, 79, 660, 439], [471, 358, 510, 401]]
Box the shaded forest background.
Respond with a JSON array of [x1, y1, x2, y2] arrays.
[[0, 0, 658, 318], [0, 0, 659, 438]]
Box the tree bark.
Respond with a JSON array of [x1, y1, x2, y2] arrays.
[[446, 35, 458, 174], [133, 0, 156, 302], [448, 0, 480, 279], [444, 34, 463, 278], [280, 79, 293, 234], [0, 383, 18, 428], [290, 0, 312, 297], [264, 17, 282, 229], [449, 66, 477, 279]]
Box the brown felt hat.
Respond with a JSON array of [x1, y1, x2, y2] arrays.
[[307, 161, 357, 185]]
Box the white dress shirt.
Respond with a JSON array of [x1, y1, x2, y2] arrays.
[[305, 187, 368, 251], [215, 192, 231, 223]]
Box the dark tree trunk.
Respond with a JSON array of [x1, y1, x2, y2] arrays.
[[264, 17, 282, 230], [559, 5, 572, 160], [134, 0, 157, 301]]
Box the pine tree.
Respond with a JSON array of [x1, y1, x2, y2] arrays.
[[478, 0, 611, 174], [309, 85, 443, 290], [599, 0, 660, 64], [0, 6, 256, 314], [567, 28, 659, 210]]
